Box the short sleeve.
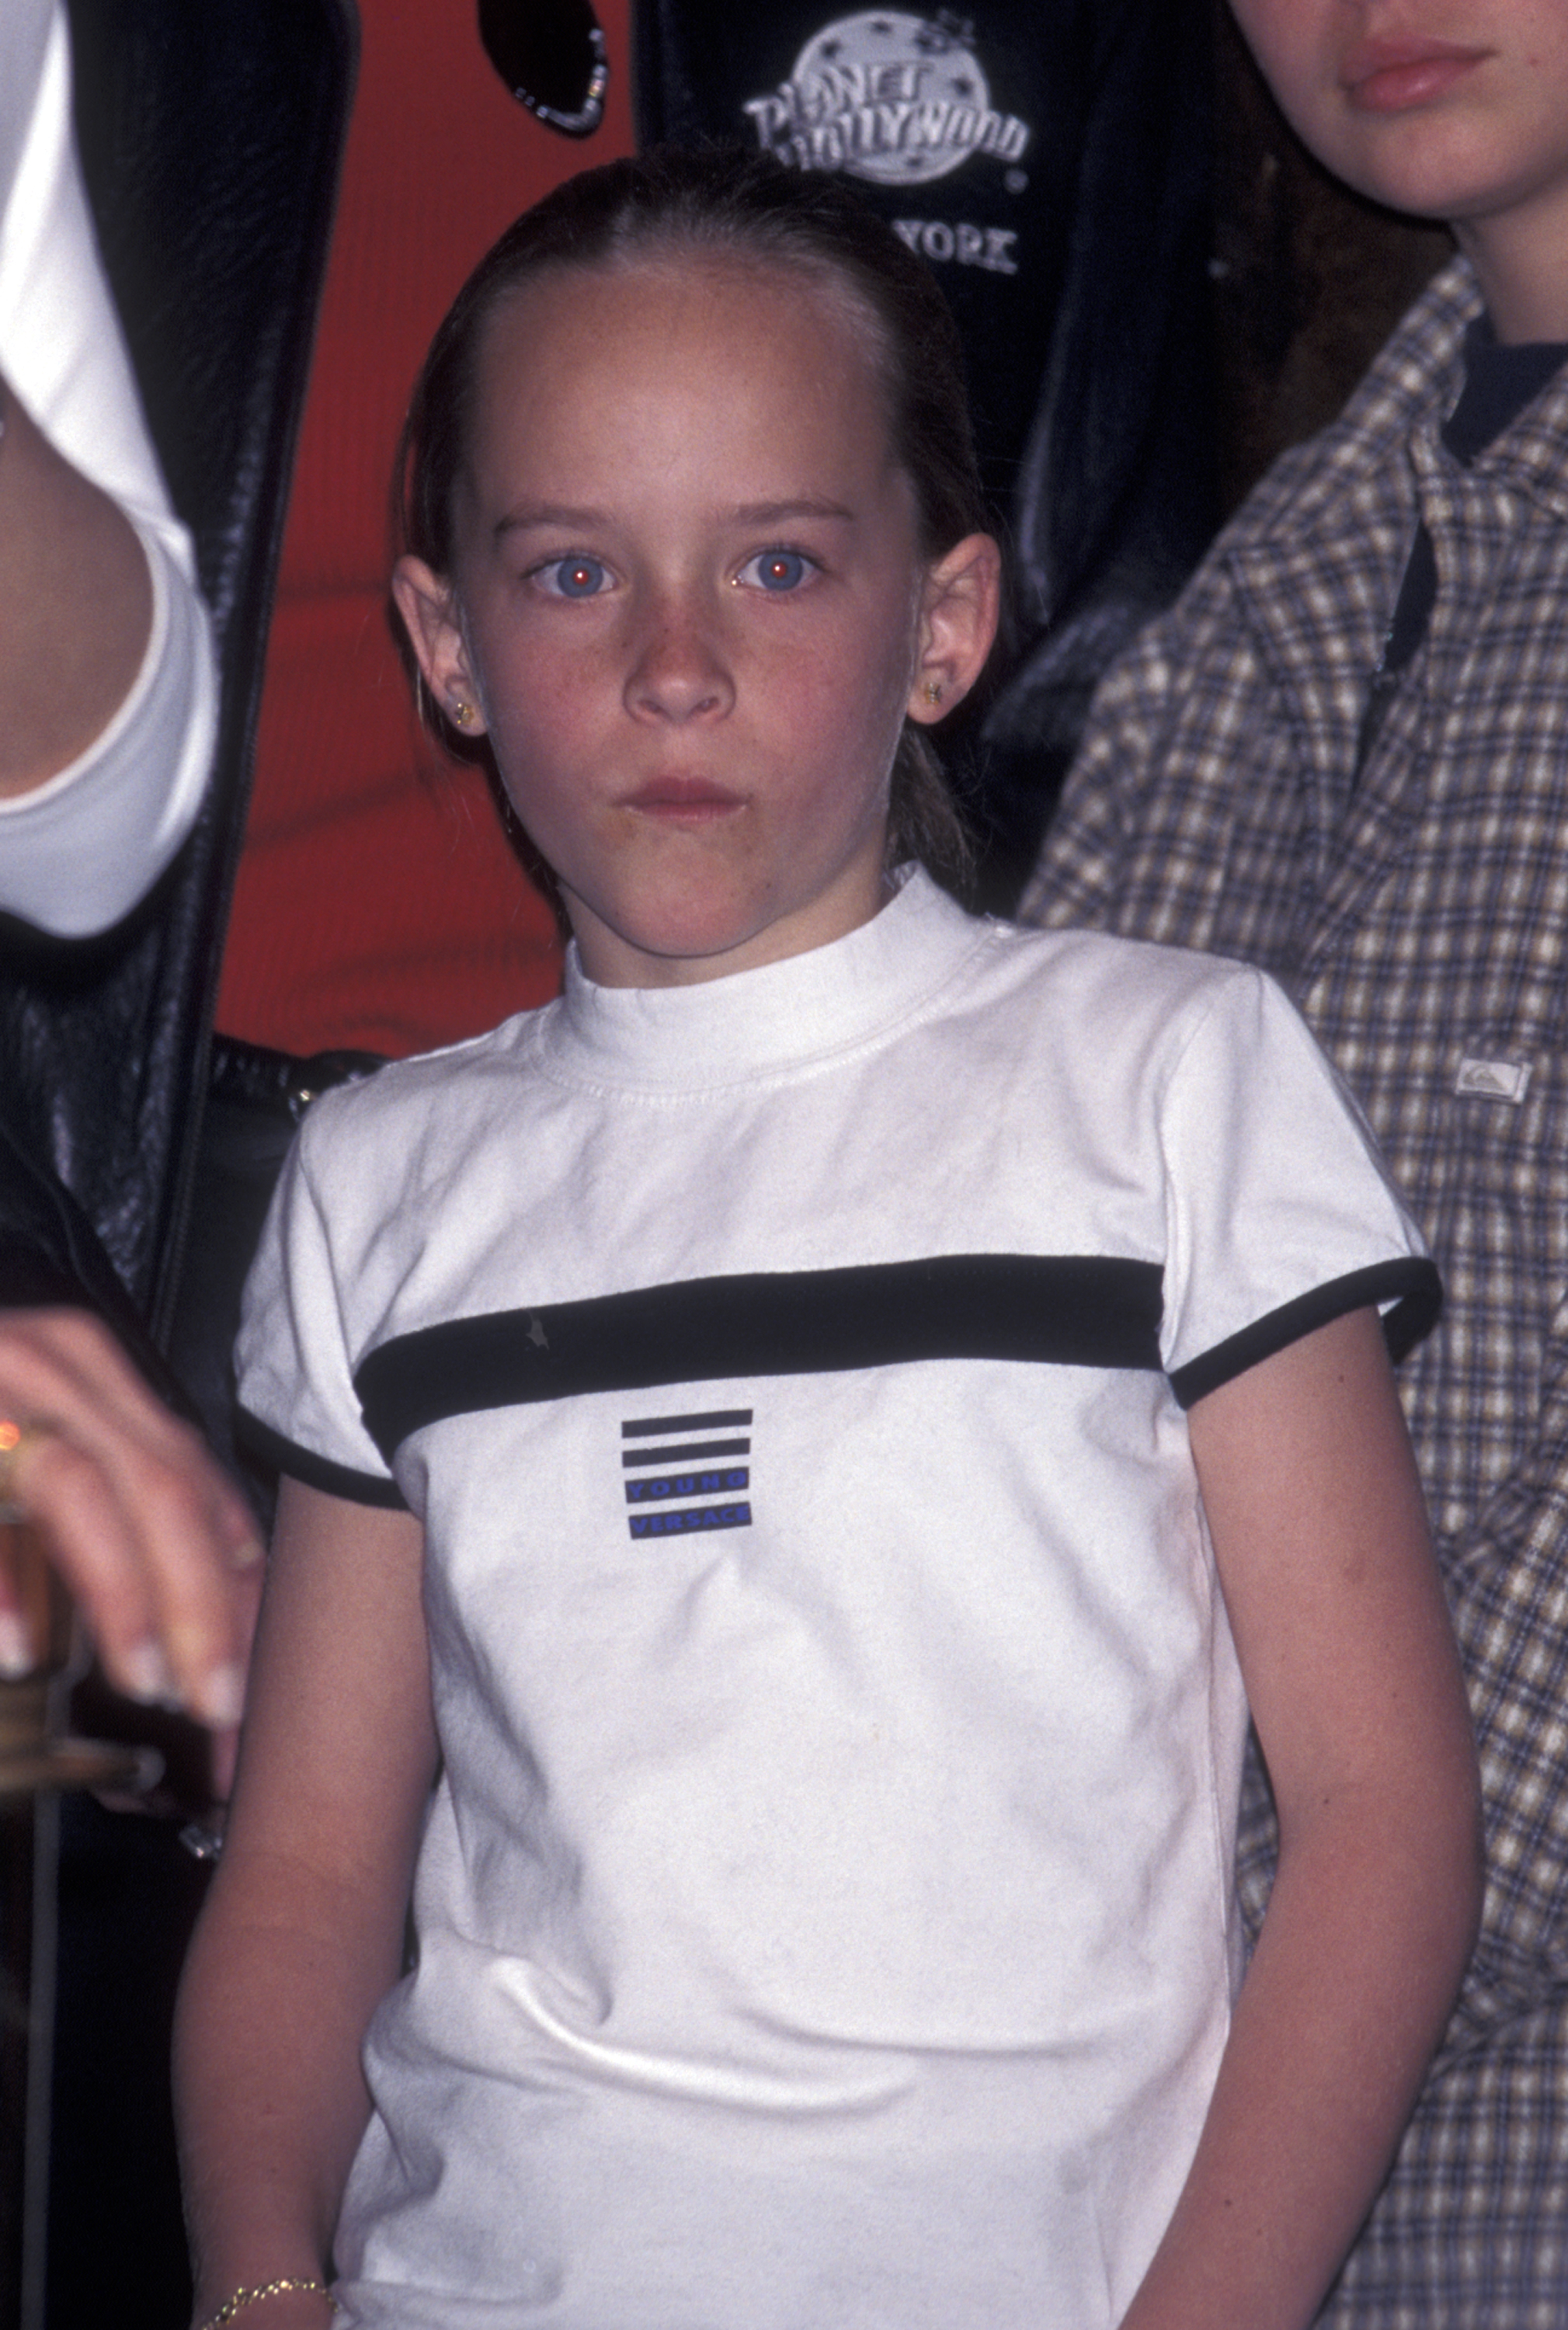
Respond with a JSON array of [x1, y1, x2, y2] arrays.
[[235, 1128, 409, 1510], [0, 520, 217, 933], [1157, 965, 1438, 1408], [0, 7, 217, 934]]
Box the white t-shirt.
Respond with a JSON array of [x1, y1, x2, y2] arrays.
[[239, 872, 1436, 2330], [0, 0, 216, 934]]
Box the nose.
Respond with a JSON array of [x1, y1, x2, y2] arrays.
[[625, 590, 735, 725]]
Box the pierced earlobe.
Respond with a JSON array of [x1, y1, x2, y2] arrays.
[[923, 679, 944, 707], [451, 699, 477, 730]]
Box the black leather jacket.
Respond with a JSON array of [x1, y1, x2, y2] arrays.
[[0, 0, 355, 1362]]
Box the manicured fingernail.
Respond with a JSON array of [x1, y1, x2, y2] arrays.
[[121, 1641, 178, 1706], [198, 1661, 245, 1729], [231, 1537, 264, 1573], [0, 1613, 33, 1678]]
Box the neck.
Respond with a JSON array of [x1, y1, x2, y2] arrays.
[[1454, 199, 1568, 344]]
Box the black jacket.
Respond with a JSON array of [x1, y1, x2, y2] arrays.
[[0, 0, 355, 1365]]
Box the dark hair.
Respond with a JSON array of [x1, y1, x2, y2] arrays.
[[396, 147, 990, 884]]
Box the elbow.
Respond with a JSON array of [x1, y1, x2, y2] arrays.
[[1392, 1744, 1486, 2043], [1278, 1734, 1485, 2047]]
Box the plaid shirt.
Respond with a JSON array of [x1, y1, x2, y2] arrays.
[[1023, 255, 1568, 2328]]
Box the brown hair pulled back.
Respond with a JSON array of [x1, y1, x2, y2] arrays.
[[397, 146, 989, 883]]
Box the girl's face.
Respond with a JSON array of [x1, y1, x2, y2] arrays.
[[395, 256, 998, 989], [1230, 2, 1568, 327]]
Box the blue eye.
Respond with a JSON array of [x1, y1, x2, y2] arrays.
[[537, 555, 610, 599], [740, 548, 815, 593]]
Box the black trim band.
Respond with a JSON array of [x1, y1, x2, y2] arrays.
[[238, 1411, 410, 1511], [353, 1255, 1166, 1466], [1168, 1258, 1441, 1410]]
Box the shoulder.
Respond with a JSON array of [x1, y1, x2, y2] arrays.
[[989, 930, 1366, 1175], [969, 927, 1423, 1323], [291, 1008, 557, 1191], [244, 1005, 561, 1395], [979, 916, 1292, 1066]]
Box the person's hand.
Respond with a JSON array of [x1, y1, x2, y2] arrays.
[[0, 1308, 262, 1727]]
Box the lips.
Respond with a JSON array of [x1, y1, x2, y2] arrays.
[[621, 777, 745, 822], [1340, 36, 1490, 113]]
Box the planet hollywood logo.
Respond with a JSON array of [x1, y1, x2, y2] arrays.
[[742, 11, 1031, 187]]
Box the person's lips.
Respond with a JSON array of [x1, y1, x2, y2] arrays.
[[621, 776, 745, 823], [1340, 35, 1490, 113]]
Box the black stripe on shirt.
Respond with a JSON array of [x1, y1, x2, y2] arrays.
[[623, 1410, 752, 1437], [353, 1254, 1165, 1465], [238, 1410, 411, 1511], [1168, 1257, 1441, 1410]]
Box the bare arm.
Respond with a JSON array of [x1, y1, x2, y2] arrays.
[[175, 1478, 436, 2329], [0, 373, 152, 796], [0, 4, 217, 929], [1121, 1306, 1482, 2330]]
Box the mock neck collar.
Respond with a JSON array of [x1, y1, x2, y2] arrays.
[[538, 867, 989, 1094], [1443, 314, 1568, 465]]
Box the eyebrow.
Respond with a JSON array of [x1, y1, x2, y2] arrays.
[[493, 496, 857, 541], [494, 503, 607, 542], [724, 499, 857, 527]]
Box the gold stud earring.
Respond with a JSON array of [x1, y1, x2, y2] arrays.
[[451, 698, 475, 729], [923, 679, 944, 707]]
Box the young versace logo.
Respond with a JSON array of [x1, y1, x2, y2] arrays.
[[622, 1410, 753, 1539], [742, 11, 1030, 187]]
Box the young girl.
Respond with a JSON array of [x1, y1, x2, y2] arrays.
[[176, 151, 1479, 2330]]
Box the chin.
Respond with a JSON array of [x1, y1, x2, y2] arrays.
[[1329, 122, 1517, 225], [648, 915, 767, 969], [579, 899, 771, 982]]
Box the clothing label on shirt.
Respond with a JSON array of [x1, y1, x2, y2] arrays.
[[624, 1409, 753, 1538], [741, 11, 1031, 185], [1455, 1057, 1533, 1104]]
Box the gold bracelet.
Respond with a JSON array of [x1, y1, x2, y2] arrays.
[[199, 2279, 333, 2330]]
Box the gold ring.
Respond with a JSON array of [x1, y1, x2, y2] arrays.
[[0, 1421, 35, 1524]]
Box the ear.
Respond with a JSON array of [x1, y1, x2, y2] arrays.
[[391, 555, 489, 736], [906, 532, 1002, 725]]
